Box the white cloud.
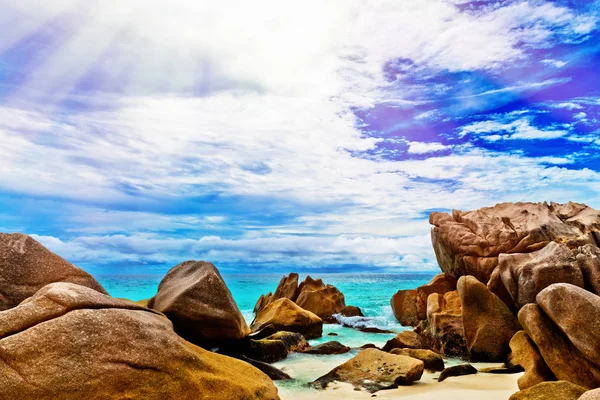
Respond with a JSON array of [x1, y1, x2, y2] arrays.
[[407, 141, 451, 154], [459, 117, 569, 141]]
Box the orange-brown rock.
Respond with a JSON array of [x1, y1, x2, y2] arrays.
[[491, 242, 585, 309], [391, 289, 420, 326], [509, 331, 555, 389], [148, 261, 250, 347], [458, 275, 521, 361], [254, 292, 273, 313], [0, 233, 107, 310], [0, 283, 280, 400], [250, 298, 323, 339], [536, 283, 600, 367], [273, 272, 300, 302], [382, 330, 423, 352], [312, 348, 424, 392], [391, 274, 456, 326], [580, 388, 600, 400], [576, 244, 600, 295], [509, 381, 587, 400], [295, 276, 346, 320], [390, 348, 445, 371], [518, 303, 600, 389], [430, 202, 600, 284], [419, 290, 467, 357]]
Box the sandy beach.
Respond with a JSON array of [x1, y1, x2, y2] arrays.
[[275, 349, 522, 399]]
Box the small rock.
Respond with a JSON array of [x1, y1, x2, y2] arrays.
[[328, 332, 339, 336], [303, 341, 351, 355], [438, 364, 477, 382], [382, 330, 423, 352]]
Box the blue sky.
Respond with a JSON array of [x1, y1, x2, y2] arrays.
[[0, 0, 599, 274]]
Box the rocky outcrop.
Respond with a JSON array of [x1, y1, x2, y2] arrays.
[[312, 348, 424, 392], [253, 274, 361, 322], [509, 381, 587, 400], [148, 261, 250, 347], [430, 202, 600, 285], [0, 282, 279, 400], [438, 364, 477, 382], [0, 233, 107, 310], [490, 242, 585, 309], [250, 298, 323, 339], [517, 284, 600, 389], [303, 341, 350, 355], [509, 331, 555, 389], [457, 275, 521, 361], [418, 290, 467, 357], [295, 277, 346, 321], [389, 348, 444, 371], [391, 274, 456, 326]]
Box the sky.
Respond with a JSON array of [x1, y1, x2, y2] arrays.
[[0, 0, 599, 274]]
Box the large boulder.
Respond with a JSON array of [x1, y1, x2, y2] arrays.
[[0, 233, 107, 310], [389, 348, 444, 371], [509, 331, 555, 390], [254, 273, 300, 314], [391, 274, 456, 326], [418, 290, 467, 357], [148, 261, 250, 347], [430, 202, 600, 284], [295, 276, 346, 321], [0, 283, 279, 400], [518, 303, 600, 389], [580, 388, 600, 400], [250, 298, 323, 339], [457, 275, 521, 361], [311, 348, 424, 392], [509, 381, 587, 400], [390, 289, 419, 326], [577, 244, 600, 295], [490, 242, 585, 309], [536, 284, 600, 367]]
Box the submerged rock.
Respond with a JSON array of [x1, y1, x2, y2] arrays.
[[250, 298, 323, 339], [0, 233, 107, 311], [312, 348, 424, 393], [509, 381, 587, 400], [303, 341, 350, 355], [457, 275, 521, 361], [438, 364, 478, 382], [389, 348, 444, 372], [0, 282, 279, 400], [148, 260, 250, 347]]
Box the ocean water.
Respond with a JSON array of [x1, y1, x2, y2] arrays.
[[94, 273, 434, 330], [94, 272, 437, 398]]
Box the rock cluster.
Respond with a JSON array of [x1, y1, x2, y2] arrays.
[[513, 284, 600, 390], [0, 282, 279, 400], [253, 273, 360, 321]]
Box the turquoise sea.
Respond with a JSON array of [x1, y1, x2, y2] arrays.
[[94, 273, 435, 331]]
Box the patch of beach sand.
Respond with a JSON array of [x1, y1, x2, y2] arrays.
[[275, 353, 522, 400]]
